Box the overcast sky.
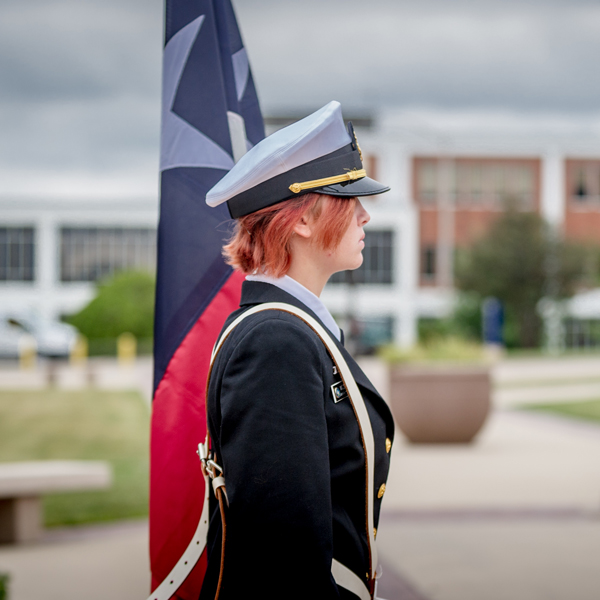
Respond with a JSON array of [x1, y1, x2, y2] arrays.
[[2, 0, 600, 197]]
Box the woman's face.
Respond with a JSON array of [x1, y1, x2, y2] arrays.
[[326, 199, 371, 274]]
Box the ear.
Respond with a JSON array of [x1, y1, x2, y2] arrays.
[[292, 214, 313, 239]]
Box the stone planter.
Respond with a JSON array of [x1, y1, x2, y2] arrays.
[[389, 364, 491, 444]]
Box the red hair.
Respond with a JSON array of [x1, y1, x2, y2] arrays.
[[223, 193, 356, 277]]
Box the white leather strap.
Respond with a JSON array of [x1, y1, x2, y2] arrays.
[[212, 476, 229, 506], [147, 478, 210, 600], [217, 303, 378, 591], [332, 559, 371, 600], [149, 302, 377, 600]]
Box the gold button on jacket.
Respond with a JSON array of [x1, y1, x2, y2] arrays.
[[377, 483, 386, 499], [385, 438, 391, 453]]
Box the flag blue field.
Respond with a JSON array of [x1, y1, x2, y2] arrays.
[[151, 1, 264, 596]]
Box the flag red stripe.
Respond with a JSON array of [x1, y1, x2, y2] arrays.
[[150, 270, 244, 597]]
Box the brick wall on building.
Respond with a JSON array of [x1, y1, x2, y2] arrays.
[[413, 156, 541, 287], [565, 159, 600, 245]]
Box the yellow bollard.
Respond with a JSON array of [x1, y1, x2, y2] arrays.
[[70, 335, 88, 366], [117, 332, 136, 367], [18, 335, 37, 370]]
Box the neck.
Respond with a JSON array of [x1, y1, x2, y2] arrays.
[[286, 256, 331, 297]]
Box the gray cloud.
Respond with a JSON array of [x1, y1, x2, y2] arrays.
[[235, 0, 600, 112], [1, 0, 600, 194], [0, 0, 162, 102]]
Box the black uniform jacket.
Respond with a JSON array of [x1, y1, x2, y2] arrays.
[[199, 281, 394, 600]]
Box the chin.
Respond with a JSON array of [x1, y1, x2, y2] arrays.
[[347, 254, 364, 271]]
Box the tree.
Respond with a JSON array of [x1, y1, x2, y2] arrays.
[[67, 271, 155, 340], [455, 206, 586, 348]]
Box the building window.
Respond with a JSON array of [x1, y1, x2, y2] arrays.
[[417, 160, 438, 204], [60, 228, 156, 282], [575, 168, 588, 198], [0, 227, 35, 281], [415, 158, 537, 209], [567, 160, 600, 203], [563, 318, 600, 350], [329, 230, 394, 285], [421, 245, 436, 279]]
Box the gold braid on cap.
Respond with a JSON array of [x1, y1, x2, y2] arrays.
[[289, 168, 367, 194], [353, 131, 363, 162]]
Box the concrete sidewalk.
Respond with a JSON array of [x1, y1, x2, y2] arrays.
[[492, 354, 600, 408], [385, 410, 600, 512], [1, 355, 600, 599], [0, 409, 598, 600], [0, 357, 154, 404], [2, 353, 599, 409], [353, 354, 600, 599], [376, 409, 600, 600], [378, 515, 600, 600], [0, 521, 149, 600]]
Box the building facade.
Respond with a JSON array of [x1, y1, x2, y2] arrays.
[[323, 110, 600, 347], [2, 109, 600, 348], [0, 197, 158, 322]]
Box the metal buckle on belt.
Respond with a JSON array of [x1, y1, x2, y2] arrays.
[[197, 442, 228, 505], [197, 442, 223, 479]]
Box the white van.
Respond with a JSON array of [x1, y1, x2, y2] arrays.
[[0, 313, 78, 359]]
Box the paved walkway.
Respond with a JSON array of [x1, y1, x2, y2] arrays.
[[360, 356, 600, 599], [0, 408, 598, 600], [376, 409, 600, 600], [0, 521, 149, 600], [493, 354, 600, 384], [492, 354, 600, 408], [1, 356, 600, 599], [0, 357, 154, 404], [2, 353, 599, 409], [384, 410, 600, 512], [494, 380, 600, 406], [378, 515, 600, 600]]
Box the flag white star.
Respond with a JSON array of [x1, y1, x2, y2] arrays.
[[160, 15, 235, 173]]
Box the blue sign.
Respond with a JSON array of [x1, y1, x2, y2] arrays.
[[482, 297, 503, 345]]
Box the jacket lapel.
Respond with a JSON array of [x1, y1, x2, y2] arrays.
[[240, 281, 383, 401]]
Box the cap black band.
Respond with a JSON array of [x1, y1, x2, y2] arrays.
[[227, 143, 362, 218]]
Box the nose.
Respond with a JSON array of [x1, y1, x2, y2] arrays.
[[356, 199, 370, 226]]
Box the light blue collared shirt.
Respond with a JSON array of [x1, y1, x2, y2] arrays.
[[245, 274, 341, 342]]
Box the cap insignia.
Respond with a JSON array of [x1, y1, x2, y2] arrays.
[[353, 131, 363, 162]]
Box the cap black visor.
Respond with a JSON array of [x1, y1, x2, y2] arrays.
[[313, 175, 390, 197]]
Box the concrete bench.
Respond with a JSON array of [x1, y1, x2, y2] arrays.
[[0, 461, 112, 544]]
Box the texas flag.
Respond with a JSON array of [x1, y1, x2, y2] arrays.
[[150, 1, 264, 597]]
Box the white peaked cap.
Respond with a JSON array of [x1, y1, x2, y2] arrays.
[[206, 101, 390, 218]]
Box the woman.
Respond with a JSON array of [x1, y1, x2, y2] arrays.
[[200, 101, 394, 600]]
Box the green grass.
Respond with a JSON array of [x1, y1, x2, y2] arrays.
[[87, 337, 153, 356], [379, 337, 486, 364], [504, 347, 600, 358], [521, 399, 600, 424], [0, 573, 8, 600], [0, 389, 149, 527]]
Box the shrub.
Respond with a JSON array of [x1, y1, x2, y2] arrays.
[[379, 337, 485, 364], [0, 573, 9, 600], [66, 271, 155, 340], [455, 205, 587, 348]]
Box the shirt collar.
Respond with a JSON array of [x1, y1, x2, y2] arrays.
[[245, 273, 341, 342]]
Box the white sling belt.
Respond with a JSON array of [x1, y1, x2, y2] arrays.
[[148, 303, 379, 600]]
